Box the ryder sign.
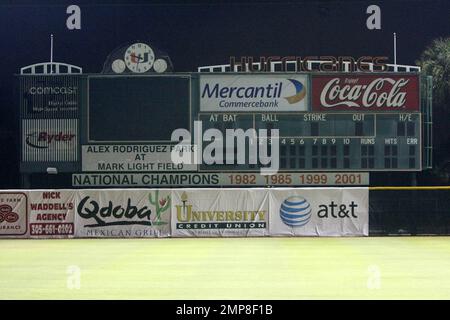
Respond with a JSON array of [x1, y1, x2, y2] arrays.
[[312, 75, 419, 111]]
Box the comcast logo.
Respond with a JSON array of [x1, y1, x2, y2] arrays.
[[279, 196, 312, 227]]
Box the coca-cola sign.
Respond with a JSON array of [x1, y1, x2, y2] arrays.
[[312, 75, 419, 111]]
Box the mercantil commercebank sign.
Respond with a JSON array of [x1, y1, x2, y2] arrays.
[[200, 74, 309, 112]]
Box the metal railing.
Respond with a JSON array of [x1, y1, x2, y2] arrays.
[[20, 62, 82, 75]]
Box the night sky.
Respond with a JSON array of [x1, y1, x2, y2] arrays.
[[0, 0, 449, 187]]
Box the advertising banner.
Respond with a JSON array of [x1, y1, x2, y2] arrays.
[[200, 74, 309, 112], [74, 189, 171, 237], [29, 190, 75, 238], [0, 188, 370, 239], [171, 189, 269, 237], [0, 192, 28, 238], [82, 145, 197, 172], [269, 188, 368, 236], [312, 75, 419, 111], [19, 75, 81, 119], [22, 119, 78, 162]]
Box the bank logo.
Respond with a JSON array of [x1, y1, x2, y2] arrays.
[[280, 196, 312, 227], [175, 191, 266, 230], [200, 76, 308, 112], [0, 204, 19, 223], [284, 79, 306, 104]]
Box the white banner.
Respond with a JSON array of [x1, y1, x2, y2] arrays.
[[82, 145, 197, 172], [171, 189, 269, 237], [72, 172, 369, 187], [269, 188, 368, 236], [74, 189, 171, 238], [29, 190, 75, 238], [0, 192, 29, 238], [200, 74, 309, 112], [0, 188, 369, 239]]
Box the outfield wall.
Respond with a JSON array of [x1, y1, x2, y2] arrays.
[[369, 187, 450, 235], [0, 188, 368, 238], [2, 187, 449, 238]]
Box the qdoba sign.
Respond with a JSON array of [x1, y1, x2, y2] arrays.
[[74, 189, 171, 238], [312, 75, 419, 111]]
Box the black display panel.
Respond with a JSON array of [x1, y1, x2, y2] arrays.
[[88, 76, 190, 142]]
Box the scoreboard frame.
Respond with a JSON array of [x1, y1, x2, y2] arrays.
[[195, 112, 423, 172], [17, 72, 432, 187]]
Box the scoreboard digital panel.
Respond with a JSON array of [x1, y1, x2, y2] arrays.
[[198, 112, 421, 171]]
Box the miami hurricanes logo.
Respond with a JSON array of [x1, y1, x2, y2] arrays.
[[284, 79, 306, 104]]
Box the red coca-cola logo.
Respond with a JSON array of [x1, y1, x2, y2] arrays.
[[312, 75, 419, 111], [0, 204, 19, 223]]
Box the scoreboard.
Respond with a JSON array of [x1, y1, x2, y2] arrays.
[[18, 72, 433, 188], [198, 112, 421, 171]]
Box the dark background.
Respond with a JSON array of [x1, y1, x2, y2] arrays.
[[1, 0, 449, 188], [88, 76, 190, 142]]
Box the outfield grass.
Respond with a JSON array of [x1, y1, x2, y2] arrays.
[[0, 237, 449, 299]]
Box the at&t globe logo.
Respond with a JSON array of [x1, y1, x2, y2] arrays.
[[280, 196, 312, 227]]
